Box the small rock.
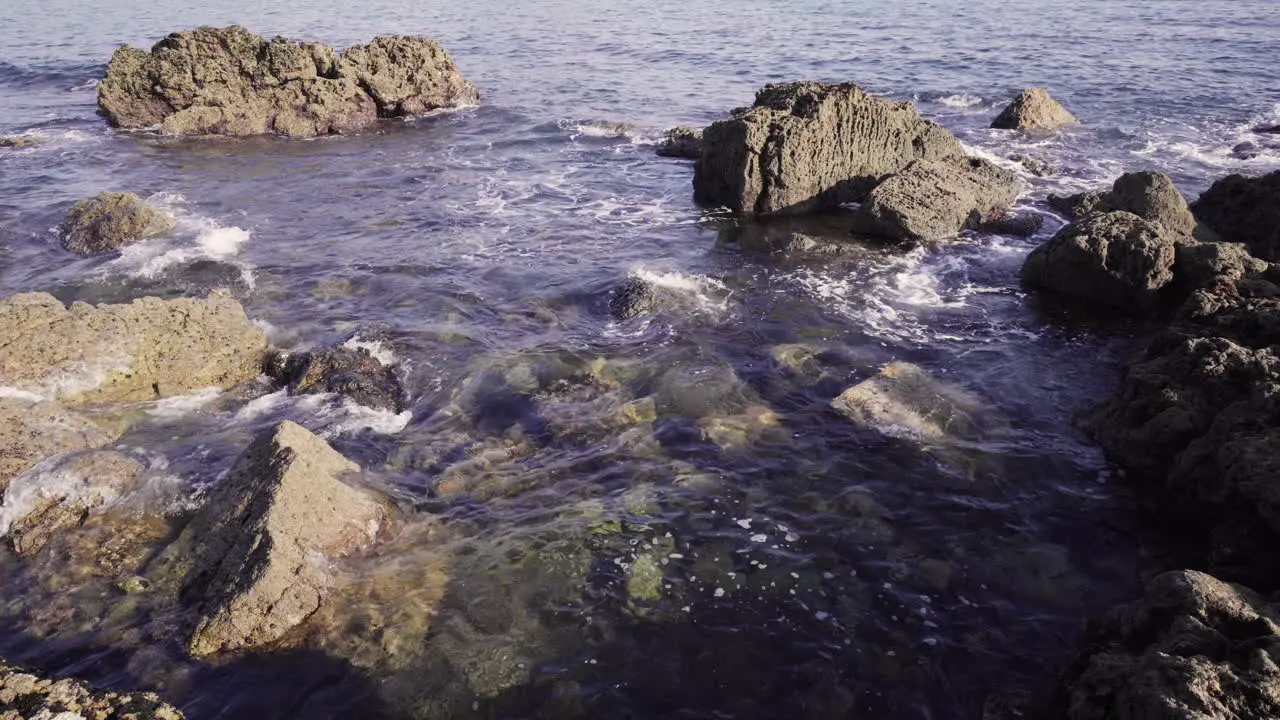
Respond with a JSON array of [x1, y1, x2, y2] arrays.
[[980, 212, 1044, 237], [1, 450, 145, 557], [990, 87, 1077, 131], [1008, 153, 1050, 177], [271, 345, 405, 412], [1192, 170, 1280, 261], [1021, 211, 1177, 314], [1047, 189, 1110, 219], [851, 157, 1023, 242], [655, 126, 703, 159], [59, 191, 174, 254], [1109, 170, 1196, 238], [178, 421, 396, 656], [0, 135, 38, 149], [608, 277, 659, 320], [1255, 124, 1280, 135], [695, 81, 964, 216]]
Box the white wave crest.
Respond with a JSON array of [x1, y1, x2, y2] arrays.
[[105, 194, 255, 286], [938, 93, 984, 108]]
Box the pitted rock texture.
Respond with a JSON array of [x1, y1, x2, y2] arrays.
[[991, 87, 1077, 131], [98, 25, 478, 137], [269, 345, 405, 412], [0, 291, 266, 405], [694, 82, 963, 216], [58, 192, 173, 254], [656, 126, 703, 159], [1191, 170, 1280, 262], [850, 157, 1022, 241], [0, 661, 183, 719]]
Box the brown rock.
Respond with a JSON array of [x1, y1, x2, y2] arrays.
[[1109, 171, 1196, 238], [178, 421, 395, 656], [694, 82, 963, 216], [0, 291, 266, 405], [831, 361, 997, 443], [0, 660, 183, 719], [59, 192, 173, 254], [0, 397, 115, 491], [991, 88, 1077, 131]]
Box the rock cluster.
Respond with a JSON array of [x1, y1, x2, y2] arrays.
[[59, 192, 173, 254], [991, 87, 1077, 131], [0, 660, 183, 719], [98, 25, 478, 138]]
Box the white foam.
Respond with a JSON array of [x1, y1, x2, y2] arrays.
[[105, 194, 254, 285], [233, 389, 289, 422], [342, 337, 400, 366], [0, 454, 125, 534], [938, 93, 984, 108], [233, 389, 410, 437], [0, 386, 44, 402], [319, 399, 413, 438], [147, 387, 223, 418], [561, 119, 661, 145]]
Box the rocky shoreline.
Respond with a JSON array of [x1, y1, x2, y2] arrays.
[[1, 23, 1277, 720]]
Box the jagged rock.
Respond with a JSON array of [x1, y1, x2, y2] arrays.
[[270, 345, 404, 412], [1174, 241, 1271, 293], [176, 421, 396, 656], [1021, 211, 1177, 314], [58, 191, 173, 254], [851, 157, 1022, 241], [0, 397, 115, 491], [0, 660, 183, 719], [608, 277, 659, 320], [694, 82, 963, 216], [1108, 171, 1196, 238], [1009, 153, 1050, 177], [980, 212, 1044, 237], [1178, 292, 1280, 348], [1061, 570, 1280, 720], [0, 291, 266, 405], [655, 126, 703, 159], [1048, 189, 1110, 219], [990, 88, 1077, 131], [1, 450, 145, 557], [98, 26, 478, 138], [1191, 170, 1280, 261], [831, 361, 996, 443]]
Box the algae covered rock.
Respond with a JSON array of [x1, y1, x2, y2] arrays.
[[0, 291, 266, 405], [990, 87, 1077, 131], [98, 25, 478, 138], [178, 421, 396, 656], [850, 157, 1022, 241], [1021, 211, 1177, 314], [695, 82, 963, 216], [1061, 570, 1280, 720], [59, 191, 173, 254], [0, 660, 183, 719]]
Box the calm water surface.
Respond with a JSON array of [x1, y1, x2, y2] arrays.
[[1, 0, 1279, 718]]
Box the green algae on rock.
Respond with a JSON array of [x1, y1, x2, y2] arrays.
[[59, 191, 174, 254]]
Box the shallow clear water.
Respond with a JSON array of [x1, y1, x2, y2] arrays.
[[2, 1, 1279, 718]]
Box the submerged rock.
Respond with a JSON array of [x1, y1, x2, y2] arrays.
[[1061, 570, 1280, 720], [655, 126, 703, 159], [1191, 170, 1280, 261], [0, 291, 266, 405], [59, 191, 173, 254], [694, 81, 963, 216], [1, 450, 145, 557], [270, 345, 405, 412], [850, 157, 1022, 241], [831, 361, 995, 443], [177, 421, 396, 656], [98, 25, 478, 137], [0, 135, 38, 149], [0, 660, 183, 719], [1021, 211, 1177, 314], [608, 277, 660, 320], [990, 87, 1077, 131], [0, 397, 116, 491]]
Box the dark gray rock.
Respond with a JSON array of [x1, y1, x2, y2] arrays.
[[1047, 189, 1110, 220], [980, 212, 1044, 237], [608, 277, 659, 320], [1173, 241, 1270, 293], [98, 26, 478, 137], [1191, 170, 1280, 262], [59, 191, 173, 254], [656, 126, 703, 159], [1255, 124, 1280, 135], [270, 345, 405, 412], [1109, 171, 1196, 238], [1009, 153, 1050, 177], [991, 88, 1077, 131], [1061, 570, 1280, 720], [694, 82, 963, 216], [850, 157, 1022, 242], [1021, 211, 1177, 314]]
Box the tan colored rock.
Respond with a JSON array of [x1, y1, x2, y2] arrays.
[[59, 191, 173, 254], [98, 26, 478, 138], [0, 397, 116, 491], [831, 362, 991, 442], [991, 88, 1077, 131], [1, 450, 145, 557], [0, 660, 183, 719], [695, 82, 964, 216], [0, 291, 266, 405], [179, 421, 395, 656]]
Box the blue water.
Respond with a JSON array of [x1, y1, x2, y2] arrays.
[[1, 1, 1279, 718]]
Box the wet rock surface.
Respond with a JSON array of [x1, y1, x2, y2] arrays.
[[0, 398, 116, 491], [0, 291, 266, 405], [270, 345, 405, 412], [608, 277, 660, 320], [1060, 570, 1280, 720], [98, 25, 478, 137], [1191, 170, 1280, 261], [850, 157, 1022, 241], [655, 126, 703, 159], [991, 87, 1077, 131], [174, 421, 395, 656], [694, 81, 963, 216], [59, 192, 173, 255], [0, 660, 183, 719], [831, 361, 999, 443]]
